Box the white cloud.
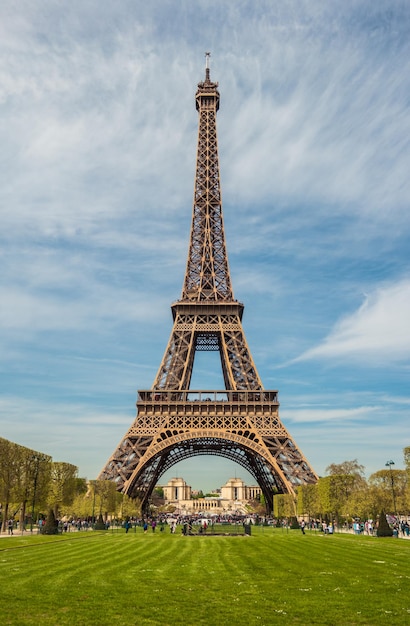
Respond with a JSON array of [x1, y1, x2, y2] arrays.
[[0, 395, 132, 478], [284, 405, 376, 423], [231, 77, 407, 217], [1, 1, 410, 489], [293, 278, 410, 364]]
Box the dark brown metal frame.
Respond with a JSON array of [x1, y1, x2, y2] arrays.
[[99, 55, 318, 512]]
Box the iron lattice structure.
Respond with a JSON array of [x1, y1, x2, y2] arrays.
[[99, 57, 318, 512]]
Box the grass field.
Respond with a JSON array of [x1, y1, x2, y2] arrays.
[[1, 527, 409, 625]]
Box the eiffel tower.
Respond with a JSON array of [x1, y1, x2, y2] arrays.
[[99, 54, 318, 512]]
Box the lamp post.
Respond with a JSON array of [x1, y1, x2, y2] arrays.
[[385, 460, 397, 518], [91, 482, 96, 527], [30, 454, 46, 533]]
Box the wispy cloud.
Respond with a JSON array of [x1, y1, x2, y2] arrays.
[[285, 406, 376, 424], [293, 278, 410, 364], [0, 394, 133, 476], [1, 1, 409, 488]]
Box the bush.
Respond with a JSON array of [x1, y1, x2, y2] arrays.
[[376, 512, 393, 537], [94, 513, 107, 530], [42, 509, 59, 535]]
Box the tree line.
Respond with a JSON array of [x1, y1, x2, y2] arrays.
[[275, 451, 410, 523], [1, 436, 409, 529], [0, 437, 137, 531]]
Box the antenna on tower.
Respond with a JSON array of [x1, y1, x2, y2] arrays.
[[205, 51, 211, 80]]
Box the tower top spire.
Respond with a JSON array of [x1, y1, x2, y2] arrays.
[[196, 53, 219, 111], [205, 51, 211, 81], [186, 55, 226, 301]]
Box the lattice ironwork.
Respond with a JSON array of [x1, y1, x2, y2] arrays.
[[99, 56, 317, 512]]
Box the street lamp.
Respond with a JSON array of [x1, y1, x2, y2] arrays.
[[30, 454, 46, 533], [385, 460, 397, 518], [91, 483, 96, 527]]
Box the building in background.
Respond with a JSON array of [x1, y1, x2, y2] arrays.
[[161, 477, 261, 515], [162, 477, 192, 502]]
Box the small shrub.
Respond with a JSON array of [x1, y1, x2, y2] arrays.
[[376, 512, 393, 537], [42, 509, 59, 535], [94, 513, 107, 530]]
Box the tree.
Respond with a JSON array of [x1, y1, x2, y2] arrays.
[[369, 469, 407, 515], [192, 490, 204, 499], [48, 462, 79, 518], [345, 482, 377, 520], [92, 480, 118, 520], [317, 477, 332, 520], [273, 493, 295, 519], [403, 446, 410, 510], [297, 484, 319, 519], [120, 494, 141, 519], [14, 450, 51, 530], [0, 439, 22, 531], [246, 498, 266, 516], [60, 478, 88, 518], [316, 474, 358, 523], [322, 459, 368, 524], [151, 487, 165, 509], [403, 446, 410, 471], [154, 487, 164, 499], [326, 459, 365, 478]]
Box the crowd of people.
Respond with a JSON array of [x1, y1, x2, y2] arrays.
[[2, 513, 410, 538]]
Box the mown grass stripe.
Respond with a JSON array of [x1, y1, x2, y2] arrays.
[[1, 529, 409, 625]]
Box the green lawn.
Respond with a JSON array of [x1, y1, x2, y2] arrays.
[[0, 527, 409, 625]]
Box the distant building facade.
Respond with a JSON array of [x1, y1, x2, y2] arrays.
[[161, 477, 262, 515], [162, 477, 192, 502]]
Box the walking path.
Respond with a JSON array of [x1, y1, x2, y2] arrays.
[[1, 527, 409, 539]]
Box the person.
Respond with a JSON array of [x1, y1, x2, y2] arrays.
[[143, 521, 148, 533], [300, 520, 306, 535], [125, 520, 131, 533], [8, 519, 14, 535], [151, 520, 156, 532]]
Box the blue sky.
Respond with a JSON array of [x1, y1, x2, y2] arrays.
[[1, 1, 409, 492]]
